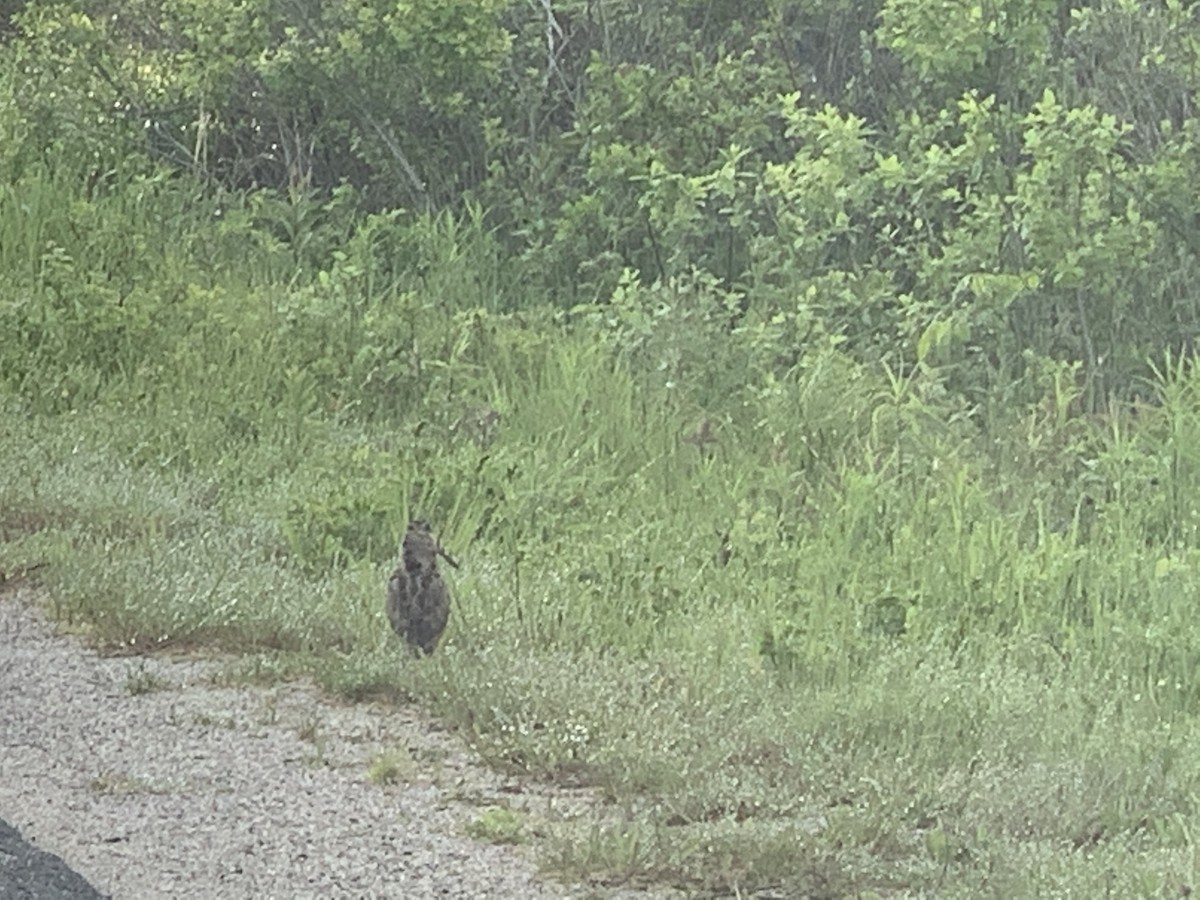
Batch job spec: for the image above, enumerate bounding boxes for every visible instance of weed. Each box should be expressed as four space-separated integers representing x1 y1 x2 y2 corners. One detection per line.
466 806 525 845
367 749 418 786
296 714 323 744
88 772 180 796
191 711 236 729
301 750 330 769
124 661 171 696
256 694 280 727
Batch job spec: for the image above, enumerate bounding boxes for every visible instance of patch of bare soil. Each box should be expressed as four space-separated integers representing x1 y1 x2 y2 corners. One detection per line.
0 586 648 899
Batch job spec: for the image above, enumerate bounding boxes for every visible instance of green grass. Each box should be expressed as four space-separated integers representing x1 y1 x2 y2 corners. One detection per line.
3 165 1200 896
466 806 526 845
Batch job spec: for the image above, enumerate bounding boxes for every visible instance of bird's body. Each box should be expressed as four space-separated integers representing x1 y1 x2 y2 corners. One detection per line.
386 520 454 655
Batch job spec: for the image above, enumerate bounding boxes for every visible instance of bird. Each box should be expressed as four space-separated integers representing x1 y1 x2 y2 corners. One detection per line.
386 519 458 655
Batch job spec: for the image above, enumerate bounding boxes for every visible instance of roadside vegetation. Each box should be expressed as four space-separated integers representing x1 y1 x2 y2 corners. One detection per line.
4 1 1200 895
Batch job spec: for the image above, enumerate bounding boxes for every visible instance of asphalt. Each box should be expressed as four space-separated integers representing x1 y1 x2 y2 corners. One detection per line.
0 818 108 900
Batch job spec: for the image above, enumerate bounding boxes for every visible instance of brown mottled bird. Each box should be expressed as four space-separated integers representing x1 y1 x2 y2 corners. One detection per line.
386 520 458 655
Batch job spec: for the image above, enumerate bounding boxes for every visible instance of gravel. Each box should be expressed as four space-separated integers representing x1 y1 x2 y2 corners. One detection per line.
0 587 609 899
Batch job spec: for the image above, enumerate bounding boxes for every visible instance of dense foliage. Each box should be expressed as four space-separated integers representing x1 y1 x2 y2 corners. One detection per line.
7 0 1200 401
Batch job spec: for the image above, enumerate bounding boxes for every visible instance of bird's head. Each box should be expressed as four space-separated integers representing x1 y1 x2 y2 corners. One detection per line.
402 519 460 570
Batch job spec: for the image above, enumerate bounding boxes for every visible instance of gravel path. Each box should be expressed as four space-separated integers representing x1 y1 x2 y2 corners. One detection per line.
0 587 609 899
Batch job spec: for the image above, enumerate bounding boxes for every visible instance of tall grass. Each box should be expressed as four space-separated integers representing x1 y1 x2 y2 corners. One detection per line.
3 164 1200 895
